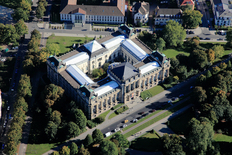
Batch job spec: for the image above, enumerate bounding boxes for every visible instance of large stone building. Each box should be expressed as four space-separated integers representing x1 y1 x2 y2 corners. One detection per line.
60 0 125 24
47 25 170 119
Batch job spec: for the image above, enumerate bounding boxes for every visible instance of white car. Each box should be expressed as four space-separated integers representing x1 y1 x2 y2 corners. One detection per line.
133 119 138 123
7 106 10 111
104 132 112 137
114 128 120 132
12 46 18 50
122 124 127 128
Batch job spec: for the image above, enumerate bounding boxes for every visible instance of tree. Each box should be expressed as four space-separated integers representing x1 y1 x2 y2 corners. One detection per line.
45 121 58 141
100 140 118 155
189 49 208 70
103 63 110 72
78 146 90 155
92 129 104 144
170 57 179 69
110 133 130 148
219 62 227 70
182 10 203 28
23 57 35 75
3 24 19 44
70 142 78 155
212 45 224 59
71 108 87 129
92 69 101 77
175 65 187 80
31 29 41 40
36 1 46 19
13 107 25 120
12 116 24 128
83 134 93 147
17 74 32 98
226 28 232 47
186 117 214 155
51 151 60 155
12 0 31 21
212 66 220 75
66 122 80 139
46 43 60 55
206 49 215 63
50 110 62 126
156 37 166 51
163 20 186 47
205 70 212 79
28 37 40 53
59 146 70 155
15 20 28 37
14 96 28 112
5 140 17 155
94 116 105 124
161 134 185 155
192 86 207 105
7 130 22 144
42 84 64 108
197 74 206 86
181 4 193 11
227 60 232 69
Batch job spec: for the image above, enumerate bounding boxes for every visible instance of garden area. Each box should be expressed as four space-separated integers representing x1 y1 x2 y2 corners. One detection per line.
46 35 93 55
130 131 162 152
140 85 165 101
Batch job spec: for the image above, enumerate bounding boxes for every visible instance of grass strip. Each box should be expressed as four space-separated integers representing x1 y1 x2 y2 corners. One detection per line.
98 110 111 119
123 101 189 138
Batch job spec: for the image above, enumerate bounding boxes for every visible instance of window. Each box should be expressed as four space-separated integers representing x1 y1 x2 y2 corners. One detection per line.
86 66 88 71
98 58 102 61
92 61 94 64
99 62 101 67
92 65 95 69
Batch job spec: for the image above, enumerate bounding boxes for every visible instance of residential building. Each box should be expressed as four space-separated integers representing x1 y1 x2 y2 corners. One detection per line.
60 0 125 24
132 1 150 25
47 25 170 119
154 7 182 25
211 0 232 26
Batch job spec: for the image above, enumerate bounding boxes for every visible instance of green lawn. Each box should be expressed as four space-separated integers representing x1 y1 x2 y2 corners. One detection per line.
168 109 194 135
98 109 111 119
130 132 162 152
214 134 232 142
46 36 93 56
26 143 59 155
162 48 190 58
140 85 165 101
123 101 189 138
109 112 118 119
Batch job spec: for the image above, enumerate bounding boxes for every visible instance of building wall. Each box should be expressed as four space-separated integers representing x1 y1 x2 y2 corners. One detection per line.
60 13 124 24
77 61 89 73
154 18 182 25
134 12 149 24
215 17 232 26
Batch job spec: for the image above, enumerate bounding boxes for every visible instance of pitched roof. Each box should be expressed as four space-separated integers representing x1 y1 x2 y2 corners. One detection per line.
70 8 86 14
110 62 138 80
180 0 194 6
60 5 124 16
133 1 150 15
84 40 103 53
155 8 182 17
62 52 89 66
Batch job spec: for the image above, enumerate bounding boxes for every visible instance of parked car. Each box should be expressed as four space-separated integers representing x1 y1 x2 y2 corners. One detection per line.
150 109 156 113
218 38 223 40
179 94 184 98
186 30 189 34
1 144 5 150
7 106 10 111
133 119 138 123
104 132 112 137
114 128 120 132
122 124 127 128
189 31 195 34
205 37 210 40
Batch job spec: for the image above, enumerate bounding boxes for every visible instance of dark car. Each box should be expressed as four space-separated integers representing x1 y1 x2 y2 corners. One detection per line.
186 30 189 34
205 9 208 11
189 31 195 34
218 38 223 40
199 37 204 40
205 37 211 40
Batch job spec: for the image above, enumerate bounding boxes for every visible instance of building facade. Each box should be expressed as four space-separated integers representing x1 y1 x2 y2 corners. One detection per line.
154 7 182 26
132 1 150 25
47 25 170 119
60 0 125 24
211 0 232 26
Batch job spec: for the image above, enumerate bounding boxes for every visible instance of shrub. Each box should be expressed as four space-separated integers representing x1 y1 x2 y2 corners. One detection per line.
87 120 96 129
217 129 222 134
94 116 105 124
115 106 129 114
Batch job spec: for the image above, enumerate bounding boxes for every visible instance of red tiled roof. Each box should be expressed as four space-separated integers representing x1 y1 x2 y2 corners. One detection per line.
181 0 194 6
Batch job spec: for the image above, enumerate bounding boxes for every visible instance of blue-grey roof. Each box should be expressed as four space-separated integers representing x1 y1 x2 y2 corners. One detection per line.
121 39 148 61
110 62 138 81
66 65 94 85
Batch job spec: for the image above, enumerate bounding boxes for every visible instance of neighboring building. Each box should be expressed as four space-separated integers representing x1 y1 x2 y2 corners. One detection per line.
154 7 182 25
47 25 170 119
211 0 232 26
132 1 150 25
60 0 125 24
177 0 194 10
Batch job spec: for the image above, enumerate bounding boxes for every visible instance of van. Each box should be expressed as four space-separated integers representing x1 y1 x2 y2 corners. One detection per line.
104 132 112 137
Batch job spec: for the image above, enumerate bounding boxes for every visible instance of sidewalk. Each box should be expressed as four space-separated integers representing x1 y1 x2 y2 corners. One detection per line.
127 104 193 141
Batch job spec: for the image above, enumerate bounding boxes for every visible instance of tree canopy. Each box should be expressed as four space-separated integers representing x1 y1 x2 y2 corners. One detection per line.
100 140 118 155
92 129 104 144
162 20 186 47
182 10 203 28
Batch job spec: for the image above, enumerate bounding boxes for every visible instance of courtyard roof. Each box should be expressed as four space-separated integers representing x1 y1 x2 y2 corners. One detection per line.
102 35 126 49
122 39 148 61
63 52 89 65
66 65 94 85
94 81 119 96
84 40 103 53
139 61 160 75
